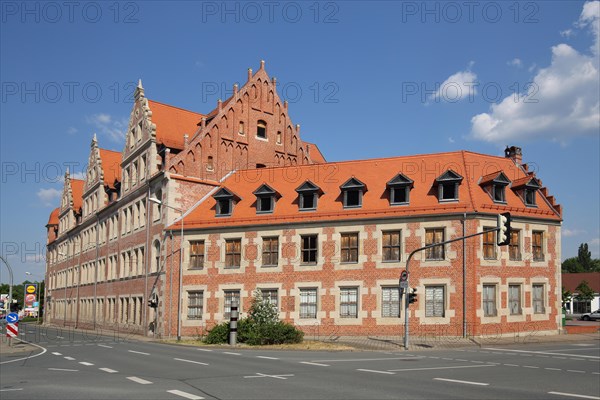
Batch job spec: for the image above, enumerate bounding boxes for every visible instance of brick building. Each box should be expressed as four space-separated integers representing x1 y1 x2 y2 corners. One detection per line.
45 61 563 338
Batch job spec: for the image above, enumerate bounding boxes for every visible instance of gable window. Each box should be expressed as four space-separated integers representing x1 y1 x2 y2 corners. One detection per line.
340 233 359 263
256 120 267 139
382 231 401 262
435 170 463 202
532 284 545 314
482 284 497 317
340 177 366 208
508 284 522 315
189 240 205 270
296 181 321 211
225 239 241 268
238 121 244 135
483 228 496 260
213 188 238 217
480 172 510 204
340 287 359 318
382 286 401 317
425 286 445 317
301 234 318 264
513 177 541 207
387 173 413 205
509 230 521 261
262 237 278 267
425 228 445 260
187 291 203 320
532 231 544 261
253 184 278 214
276 131 282 144
299 288 317 318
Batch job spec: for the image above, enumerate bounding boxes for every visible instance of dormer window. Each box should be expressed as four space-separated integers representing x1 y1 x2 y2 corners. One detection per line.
253 184 279 214
296 181 322 211
387 173 414 205
340 177 366 208
512 176 541 207
257 120 267 139
479 171 511 204
213 188 239 216
435 170 463 202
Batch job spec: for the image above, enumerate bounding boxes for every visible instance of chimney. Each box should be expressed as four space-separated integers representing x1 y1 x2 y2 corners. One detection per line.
201 117 206 129
504 146 522 164
217 99 222 112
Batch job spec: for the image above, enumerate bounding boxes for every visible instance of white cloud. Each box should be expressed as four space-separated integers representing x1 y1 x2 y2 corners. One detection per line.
507 58 523 68
448 137 455 143
562 228 587 237
86 113 127 142
430 63 477 103
471 1 600 143
37 188 62 206
67 126 78 135
560 29 575 38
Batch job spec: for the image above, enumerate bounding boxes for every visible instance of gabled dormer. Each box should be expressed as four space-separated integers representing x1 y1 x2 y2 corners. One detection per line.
479 171 511 204
213 187 240 216
340 177 366 208
435 170 463 202
512 176 541 207
253 184 280 214
296 180 322 211
387 173 414 205
58 170 84 234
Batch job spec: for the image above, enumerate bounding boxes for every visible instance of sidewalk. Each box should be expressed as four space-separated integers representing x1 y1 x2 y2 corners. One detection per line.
0 336 38 356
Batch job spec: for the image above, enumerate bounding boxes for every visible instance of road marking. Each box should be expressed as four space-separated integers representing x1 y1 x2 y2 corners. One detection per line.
357 369 395 375
48 368 78 372
128 350 150 355
0 388 23 392
434 378 489 386
503 364 519 367
300 361 330 367
546 347 599 352
523 365 539 369
174 358 209 366
548 391 600 399
455 359 468 362
471 361 485 364
64 356 76 360
256 356 279 360
592 372 600 375
98 344 113 349
567 370 586 373
0 338 47 365
243 373 294 380
127 376 153 385
546 368 562 371
442 358 454 360
196 348 213 352
572 344 595 346
79 362 94 366
484 348 600 359
166 389 205 400
389 365 495 372
52 352 62 356
223 352 241 356
99 368 118 373
312 357 422 363
56 336 65 339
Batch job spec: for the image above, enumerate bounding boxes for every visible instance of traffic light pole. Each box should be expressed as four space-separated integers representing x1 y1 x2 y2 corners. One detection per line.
402 227 501 350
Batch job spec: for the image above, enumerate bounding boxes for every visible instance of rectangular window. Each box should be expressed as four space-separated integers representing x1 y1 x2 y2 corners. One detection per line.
343 190 362 208
508 285 521 315
532 284 545 314
524 189 536 206
301 235 318 264
225 239 241 268
483 228 496 260
299 193 316 210
425 286 445 317
425 228 445 260
189 240 205 270
382 231 401 262
299 288 317 319
482 284 497 317
493 185 506 203
532 231 544 261
260 289 279 310
224 290 240 320
187 291 203 320
390 187 409 205
382 286 400 317
262 237 279 267
340 287 359 318
440 182 458 201
341 233 359 263
257 196 273 213
216 199 231 216
509 230 521 261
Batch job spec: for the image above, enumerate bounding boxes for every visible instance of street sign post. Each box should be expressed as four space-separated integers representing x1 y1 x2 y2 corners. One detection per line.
6 322 18 338
7 312 18 323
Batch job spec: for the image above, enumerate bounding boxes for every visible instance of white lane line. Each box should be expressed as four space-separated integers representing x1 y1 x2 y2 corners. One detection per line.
0 338 47 365
471 361 485 364
455 359 468 362
127 376 153 385
223 352 241 356
64 356 76 361
434 378 489 386
312 357 422 363
196 348 213 352
546 368 562 371
546 347 600 352
0 388 23 392
441 358 454 361
389 365 495 372
79 362 94 366
503 364 519 367
548 392 600 399
98 344 113 349
99 368 118 373
300 361 330 367
52 352 62 356
523 365 539 369
592 372 600 375
174 358 209 366
48 368 79 372
256 356 279 360
357 369 395 375
166 389 205 400
567 370 586 373
484 348 600 359
128 350 150 355
56 336 65 339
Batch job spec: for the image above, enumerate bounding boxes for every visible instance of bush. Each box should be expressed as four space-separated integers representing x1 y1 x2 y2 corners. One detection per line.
204 319 303 345
204 321 230 344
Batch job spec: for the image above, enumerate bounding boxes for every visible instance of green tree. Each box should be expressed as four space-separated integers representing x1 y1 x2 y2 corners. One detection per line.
575 280 595 302
562 286 573 309
578 243 593 271
247 288 278 326
562 257 583 273
562 242 600 273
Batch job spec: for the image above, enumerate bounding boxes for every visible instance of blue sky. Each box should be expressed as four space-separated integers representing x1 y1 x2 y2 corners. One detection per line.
1 1 599 284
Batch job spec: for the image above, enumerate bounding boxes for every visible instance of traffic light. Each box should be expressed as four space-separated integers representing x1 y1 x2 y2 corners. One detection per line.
497 212 511 246
408 288 418 305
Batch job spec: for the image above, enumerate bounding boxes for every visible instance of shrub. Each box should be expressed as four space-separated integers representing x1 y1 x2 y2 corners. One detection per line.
204 321 229 344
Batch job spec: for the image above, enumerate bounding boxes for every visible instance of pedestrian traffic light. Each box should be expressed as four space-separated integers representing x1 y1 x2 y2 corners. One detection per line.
408 288 418 305
497 212 511 246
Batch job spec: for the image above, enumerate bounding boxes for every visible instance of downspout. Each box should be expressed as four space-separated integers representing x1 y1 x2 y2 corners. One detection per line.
462 212 467 338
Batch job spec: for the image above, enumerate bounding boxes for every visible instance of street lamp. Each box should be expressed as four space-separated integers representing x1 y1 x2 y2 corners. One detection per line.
25 271 41 324
149 196 184 341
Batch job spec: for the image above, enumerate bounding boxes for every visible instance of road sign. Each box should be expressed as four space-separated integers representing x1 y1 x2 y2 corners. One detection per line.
6 322 18 338
400 270 408 282
6 312 18 323
25 284 37 294
400 281 409 289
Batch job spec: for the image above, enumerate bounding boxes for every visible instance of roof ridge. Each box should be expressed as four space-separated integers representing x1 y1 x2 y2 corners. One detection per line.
460 150 477 212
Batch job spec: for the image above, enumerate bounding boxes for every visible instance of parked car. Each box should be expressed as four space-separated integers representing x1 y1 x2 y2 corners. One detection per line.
579 309 600 321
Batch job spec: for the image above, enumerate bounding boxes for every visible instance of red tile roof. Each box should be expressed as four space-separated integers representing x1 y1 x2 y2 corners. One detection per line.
173 150 561 230
305 142 326 163
98 149 122 187
46 207 59 226
562 273 600 293
70 179 85 211
147 100 204 150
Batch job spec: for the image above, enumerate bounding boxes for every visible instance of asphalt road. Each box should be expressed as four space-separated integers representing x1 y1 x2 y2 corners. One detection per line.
1 323 599 400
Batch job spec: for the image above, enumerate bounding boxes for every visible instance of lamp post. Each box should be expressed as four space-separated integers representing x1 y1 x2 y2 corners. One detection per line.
25 272 41 323
149 197 184 341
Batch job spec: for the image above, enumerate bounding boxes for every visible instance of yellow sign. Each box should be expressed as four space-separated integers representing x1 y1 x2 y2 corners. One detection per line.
26 284 36 294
